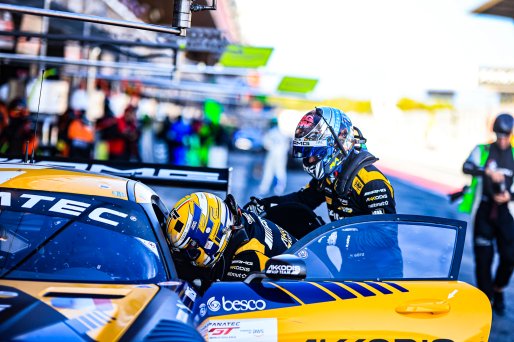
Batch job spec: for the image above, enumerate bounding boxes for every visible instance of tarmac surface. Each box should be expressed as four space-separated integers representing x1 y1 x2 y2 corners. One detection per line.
226 150 514 342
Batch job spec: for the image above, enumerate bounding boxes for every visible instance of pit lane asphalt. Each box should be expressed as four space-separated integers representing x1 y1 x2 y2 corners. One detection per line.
226 150 513 342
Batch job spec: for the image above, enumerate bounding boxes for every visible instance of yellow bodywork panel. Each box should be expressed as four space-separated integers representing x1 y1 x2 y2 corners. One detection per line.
0 166 128 200
0 280 158 342
202 281 491 341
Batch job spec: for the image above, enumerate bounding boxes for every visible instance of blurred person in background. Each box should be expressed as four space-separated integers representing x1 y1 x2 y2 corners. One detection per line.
120 104 141 162
258 117 290 195
165 115 191 165
459 113 514 316
67 109 94 160
0 100 8 134
55 108 74 157
0 98 37 156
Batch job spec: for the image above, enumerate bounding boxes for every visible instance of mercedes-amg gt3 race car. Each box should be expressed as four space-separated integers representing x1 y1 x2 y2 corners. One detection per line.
0 158 491 341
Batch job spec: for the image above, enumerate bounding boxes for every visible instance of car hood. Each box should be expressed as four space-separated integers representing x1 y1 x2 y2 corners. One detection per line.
0 280 160 341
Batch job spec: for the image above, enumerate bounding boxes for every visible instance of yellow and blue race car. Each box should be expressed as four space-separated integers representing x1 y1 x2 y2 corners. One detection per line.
0 158 491 341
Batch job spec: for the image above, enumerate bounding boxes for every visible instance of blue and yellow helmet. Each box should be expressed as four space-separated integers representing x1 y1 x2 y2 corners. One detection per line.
167 192 235 267
292 107 355 180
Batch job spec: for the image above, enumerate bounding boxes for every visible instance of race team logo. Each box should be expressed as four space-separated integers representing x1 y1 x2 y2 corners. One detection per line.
207 296 266 312
266 264 301 275
207 297 221 312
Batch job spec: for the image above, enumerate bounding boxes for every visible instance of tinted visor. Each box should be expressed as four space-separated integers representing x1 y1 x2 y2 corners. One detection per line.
293 112 331 159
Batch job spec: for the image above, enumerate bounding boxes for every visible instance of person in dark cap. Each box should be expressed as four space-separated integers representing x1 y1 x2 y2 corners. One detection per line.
459 112 514 316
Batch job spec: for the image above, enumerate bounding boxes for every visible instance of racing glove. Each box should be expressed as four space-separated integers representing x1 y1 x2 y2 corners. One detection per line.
243 196 272 215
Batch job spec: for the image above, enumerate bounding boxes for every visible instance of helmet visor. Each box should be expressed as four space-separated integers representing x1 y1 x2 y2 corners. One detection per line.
293 112 332 159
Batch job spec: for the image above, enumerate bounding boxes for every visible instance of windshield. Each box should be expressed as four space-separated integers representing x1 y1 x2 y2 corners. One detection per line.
0 188 167 283
289 218 459 281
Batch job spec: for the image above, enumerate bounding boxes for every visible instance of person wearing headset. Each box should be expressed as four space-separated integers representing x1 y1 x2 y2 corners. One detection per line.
459 113 514 316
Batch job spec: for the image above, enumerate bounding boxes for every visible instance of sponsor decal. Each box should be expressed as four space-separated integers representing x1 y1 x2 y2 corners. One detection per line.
337 207 353 213
199 303 207 317
259 218 274 250
232 259 253 266
266 264 301 275
352 178 364 194
278 226 293 248
185 285 197 301
206 319 277 341
363 188 386 196
293 139 327 147
371 208 385 215
338 198 348 205
365 194 388 202
0 191 127 226
206 296 267 312
368 200 388 208
207 297 221 312
297 249 309 259
230 265 251 272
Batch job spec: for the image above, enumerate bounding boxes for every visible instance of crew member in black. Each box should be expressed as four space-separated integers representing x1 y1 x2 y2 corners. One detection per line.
166 192 296 284
248 107 395 226
461 113 514 315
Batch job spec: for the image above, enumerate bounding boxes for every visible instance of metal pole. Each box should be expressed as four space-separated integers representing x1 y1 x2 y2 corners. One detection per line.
0 3 182 35
0 53 175 73
38 0 51 73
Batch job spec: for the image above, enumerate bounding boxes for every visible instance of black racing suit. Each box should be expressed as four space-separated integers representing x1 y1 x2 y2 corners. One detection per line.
261 150 402 278
215 210 297 281
463 142 514 298
174 209 296 287
263 150 396 221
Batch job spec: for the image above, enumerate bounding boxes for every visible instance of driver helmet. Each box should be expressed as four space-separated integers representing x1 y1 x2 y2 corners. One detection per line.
493 113 513 137
292 107 355 179
167 192 235 267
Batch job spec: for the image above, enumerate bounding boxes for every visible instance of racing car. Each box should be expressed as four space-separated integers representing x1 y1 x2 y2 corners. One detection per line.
0 158 491 341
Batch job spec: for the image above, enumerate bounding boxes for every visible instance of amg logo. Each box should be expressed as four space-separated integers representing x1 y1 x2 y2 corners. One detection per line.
293 140 312 146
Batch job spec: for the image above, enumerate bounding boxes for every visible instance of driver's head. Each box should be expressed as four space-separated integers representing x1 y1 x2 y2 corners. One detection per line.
293 107 355 179
166 192 235 267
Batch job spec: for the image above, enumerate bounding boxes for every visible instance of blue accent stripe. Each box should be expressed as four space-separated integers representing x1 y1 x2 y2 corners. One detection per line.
383 282 409 293
321 282 357 300
364 282 393 294
66 319 89 334
343 282 376 297
278 282 335 304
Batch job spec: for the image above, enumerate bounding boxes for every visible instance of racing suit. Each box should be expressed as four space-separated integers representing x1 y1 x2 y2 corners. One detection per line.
214 210 297 281
175 209 297 286
462 143 514 299
261 150 396 221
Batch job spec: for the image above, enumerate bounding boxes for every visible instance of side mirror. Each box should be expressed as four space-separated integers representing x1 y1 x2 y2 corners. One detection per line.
244 254 306 284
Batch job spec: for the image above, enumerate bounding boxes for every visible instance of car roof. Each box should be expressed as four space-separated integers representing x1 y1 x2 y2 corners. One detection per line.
0 163 132 200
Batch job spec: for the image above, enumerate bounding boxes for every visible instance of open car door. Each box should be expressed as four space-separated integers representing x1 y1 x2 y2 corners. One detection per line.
198 214 491 341
281 214 492 341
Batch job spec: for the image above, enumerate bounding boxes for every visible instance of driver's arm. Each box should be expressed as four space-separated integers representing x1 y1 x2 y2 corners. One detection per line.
223 250 268 281
262 178 325 210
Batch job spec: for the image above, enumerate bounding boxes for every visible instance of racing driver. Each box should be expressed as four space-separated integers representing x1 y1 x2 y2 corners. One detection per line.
166 192 296 285
247 107 396 226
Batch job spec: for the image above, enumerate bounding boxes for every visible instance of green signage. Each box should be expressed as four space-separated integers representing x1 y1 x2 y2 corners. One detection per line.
277 76 318 94
220 45 273 68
